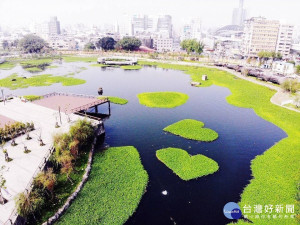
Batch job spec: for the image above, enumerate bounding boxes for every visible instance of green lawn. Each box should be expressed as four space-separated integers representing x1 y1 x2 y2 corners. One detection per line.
164 119 218 142
121 65 142 70
140 61 300 225
63 56 98 63
137 91 189 108
0 74 86 90
98 96 128 105
156 148 219 181
0 61 16 70
56 146 148 225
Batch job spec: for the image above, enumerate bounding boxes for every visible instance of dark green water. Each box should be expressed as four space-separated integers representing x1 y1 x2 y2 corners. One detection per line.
0 63 286 225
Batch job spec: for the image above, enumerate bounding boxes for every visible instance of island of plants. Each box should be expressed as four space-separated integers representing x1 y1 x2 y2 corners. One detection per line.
139 61 300 225
156 147 219 181
98 96 128 105
56 146 149 225
163 119 218 142
0 61 16 70
0 73 86 90
137 91 189 108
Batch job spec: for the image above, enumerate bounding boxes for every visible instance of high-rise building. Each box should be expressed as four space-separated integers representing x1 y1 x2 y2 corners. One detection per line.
48 17 61 36
157 15 173 38
276 24 294 58
181 18 202 41
232 0 248 26
130 14 173 38
242 17 280 57
35 22 50 39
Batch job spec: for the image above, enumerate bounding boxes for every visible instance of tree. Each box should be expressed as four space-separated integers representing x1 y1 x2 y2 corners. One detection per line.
84 42 96 51
180 39 204 55
257 51 282 65
2 40 9 50
281 79 300 94
96 37 116 51
11 39 19 48
117 37 142 51
69 119 93 148
0 166 6 204
19 34 46 53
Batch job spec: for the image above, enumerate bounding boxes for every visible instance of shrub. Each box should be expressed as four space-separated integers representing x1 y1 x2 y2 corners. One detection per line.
281 79 300 94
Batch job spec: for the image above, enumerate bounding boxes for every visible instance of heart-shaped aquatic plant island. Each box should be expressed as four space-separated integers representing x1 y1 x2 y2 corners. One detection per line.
163 119 218 142
156 148 219 181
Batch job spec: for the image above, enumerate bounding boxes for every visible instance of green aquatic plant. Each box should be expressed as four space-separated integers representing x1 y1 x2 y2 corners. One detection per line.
140 61 300 225
56 146 148 225
98 96 128 105
163 119 218 142
0 62 16 70
63 56 97 63
137 91 189 108
0 74 85 90
156 147 219 181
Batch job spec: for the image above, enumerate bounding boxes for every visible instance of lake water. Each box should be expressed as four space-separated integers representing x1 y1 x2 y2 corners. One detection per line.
0 62 287 225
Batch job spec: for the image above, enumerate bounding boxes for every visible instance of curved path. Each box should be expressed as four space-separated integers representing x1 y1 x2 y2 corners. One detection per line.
141 59 300 113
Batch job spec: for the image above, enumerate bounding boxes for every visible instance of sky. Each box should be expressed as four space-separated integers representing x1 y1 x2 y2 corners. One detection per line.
0 0 299 30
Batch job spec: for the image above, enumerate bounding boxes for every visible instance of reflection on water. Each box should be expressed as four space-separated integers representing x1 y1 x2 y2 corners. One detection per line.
1 63 287 225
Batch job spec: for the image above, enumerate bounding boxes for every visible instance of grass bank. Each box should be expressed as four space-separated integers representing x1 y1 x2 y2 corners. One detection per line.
98 96 128 105
137 91 189 108
156 147 219 181
0 74 86 90
140 61 300 225
63 56 97 63
56 146 148 225
164 119 218 142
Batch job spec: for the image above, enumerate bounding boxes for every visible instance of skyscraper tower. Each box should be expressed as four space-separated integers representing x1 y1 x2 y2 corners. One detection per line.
232 0 247 26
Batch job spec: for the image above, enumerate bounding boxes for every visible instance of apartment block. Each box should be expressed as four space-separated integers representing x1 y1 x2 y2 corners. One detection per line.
276 24 294 58
243 17 280 57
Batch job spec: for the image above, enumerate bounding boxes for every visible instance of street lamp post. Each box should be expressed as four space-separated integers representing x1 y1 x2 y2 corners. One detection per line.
1 88 4 105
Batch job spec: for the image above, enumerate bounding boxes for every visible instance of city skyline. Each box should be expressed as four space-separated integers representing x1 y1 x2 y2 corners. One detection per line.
0 0 299 30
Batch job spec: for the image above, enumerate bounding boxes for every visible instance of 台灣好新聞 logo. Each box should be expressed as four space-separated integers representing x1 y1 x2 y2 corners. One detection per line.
223 202 242 219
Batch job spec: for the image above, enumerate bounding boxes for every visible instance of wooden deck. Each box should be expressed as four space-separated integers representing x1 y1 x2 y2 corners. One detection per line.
33 92 109 114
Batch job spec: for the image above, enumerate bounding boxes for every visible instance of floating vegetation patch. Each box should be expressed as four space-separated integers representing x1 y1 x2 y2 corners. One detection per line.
156 147 219 180
164 119 218 142
137 91 189 108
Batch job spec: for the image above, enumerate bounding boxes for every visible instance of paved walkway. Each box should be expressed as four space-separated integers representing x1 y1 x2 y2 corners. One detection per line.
0 98 92 224
142 59 300 114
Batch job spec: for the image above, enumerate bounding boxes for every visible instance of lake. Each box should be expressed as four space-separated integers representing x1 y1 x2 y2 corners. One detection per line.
0 62 287 225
